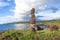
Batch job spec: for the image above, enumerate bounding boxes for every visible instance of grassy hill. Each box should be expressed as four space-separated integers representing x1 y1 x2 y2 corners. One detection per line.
0 29 60 40
43 19 60 27
0 19 60 40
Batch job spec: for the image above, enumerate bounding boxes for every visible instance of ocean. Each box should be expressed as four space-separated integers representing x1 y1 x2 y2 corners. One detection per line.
0 23 48 32
0 23 29 32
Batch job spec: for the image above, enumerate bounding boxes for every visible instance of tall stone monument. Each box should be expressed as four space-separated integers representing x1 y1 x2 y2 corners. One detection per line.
28 8 42 32
28 8 37 31
30 8 36 24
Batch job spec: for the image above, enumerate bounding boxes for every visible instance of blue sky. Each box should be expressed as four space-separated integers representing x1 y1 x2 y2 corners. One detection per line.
0 0 60 24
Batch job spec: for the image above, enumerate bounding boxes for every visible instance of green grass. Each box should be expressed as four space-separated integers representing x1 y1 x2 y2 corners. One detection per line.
0 29 60 40
43 20 60 28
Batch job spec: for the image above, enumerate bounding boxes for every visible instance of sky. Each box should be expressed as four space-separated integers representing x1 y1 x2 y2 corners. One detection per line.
0 0 60 24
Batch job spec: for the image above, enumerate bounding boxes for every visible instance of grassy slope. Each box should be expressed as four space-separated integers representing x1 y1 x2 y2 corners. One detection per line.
0 29 60 40
43 19 60 27
0 19 60 40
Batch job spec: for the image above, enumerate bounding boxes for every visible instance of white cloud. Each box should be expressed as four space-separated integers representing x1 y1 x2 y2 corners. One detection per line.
0 0 59 24
0 2 9 7
37 10 60 20
0 15 26 24
14 0 58 20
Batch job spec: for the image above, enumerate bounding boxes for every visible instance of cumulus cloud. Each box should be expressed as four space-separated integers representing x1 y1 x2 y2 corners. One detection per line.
0 2 10 7
36 6 58 13
0 16 13 24
36 10 60 20
0 15 26 24
0 0 59 24
14 0 58 19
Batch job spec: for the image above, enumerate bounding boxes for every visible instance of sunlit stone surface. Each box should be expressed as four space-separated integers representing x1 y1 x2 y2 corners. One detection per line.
28 8 42 31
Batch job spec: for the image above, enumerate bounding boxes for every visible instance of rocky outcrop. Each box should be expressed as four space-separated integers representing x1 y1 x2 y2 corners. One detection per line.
50 25 58 32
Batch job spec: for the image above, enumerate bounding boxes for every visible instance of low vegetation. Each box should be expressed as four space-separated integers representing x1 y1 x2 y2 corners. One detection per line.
0 29 60 40
0 19 60 40
42 19 60 27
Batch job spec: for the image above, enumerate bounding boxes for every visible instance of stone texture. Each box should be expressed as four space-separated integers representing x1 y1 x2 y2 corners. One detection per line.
28 8 43 32
50 25 58 32
30 8 36 24
28 8 36 32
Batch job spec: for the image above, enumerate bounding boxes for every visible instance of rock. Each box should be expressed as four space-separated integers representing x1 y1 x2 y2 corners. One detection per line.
50 25 58 32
